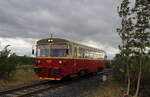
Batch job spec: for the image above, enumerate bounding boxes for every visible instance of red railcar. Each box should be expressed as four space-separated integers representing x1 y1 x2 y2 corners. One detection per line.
34 38 107 80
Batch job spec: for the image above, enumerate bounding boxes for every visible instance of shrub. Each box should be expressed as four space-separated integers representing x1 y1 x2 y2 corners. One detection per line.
112 54 150 97
0 47 17 79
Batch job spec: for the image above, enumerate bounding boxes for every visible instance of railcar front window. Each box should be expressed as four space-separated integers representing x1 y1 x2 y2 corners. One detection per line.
37 45 49 57
37 44 69 57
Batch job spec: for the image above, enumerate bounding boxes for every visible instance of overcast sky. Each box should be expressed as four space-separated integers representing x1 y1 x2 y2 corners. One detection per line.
0 0 122 59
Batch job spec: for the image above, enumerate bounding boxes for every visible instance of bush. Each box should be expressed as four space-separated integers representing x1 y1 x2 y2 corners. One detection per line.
112 54 150 97
0 47 17 79
111 54 127 85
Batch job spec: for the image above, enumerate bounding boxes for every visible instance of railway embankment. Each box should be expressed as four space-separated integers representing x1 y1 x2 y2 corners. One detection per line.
45 75 123 97
0 71 124 97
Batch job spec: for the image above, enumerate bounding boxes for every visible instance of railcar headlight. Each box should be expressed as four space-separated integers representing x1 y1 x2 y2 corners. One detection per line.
59 60 63 64
48 39 53 43
48 39 51 42
47 60 52 63
37 60 41 64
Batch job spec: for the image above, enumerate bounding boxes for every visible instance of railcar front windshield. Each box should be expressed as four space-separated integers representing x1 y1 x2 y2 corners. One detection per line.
36 43 69 57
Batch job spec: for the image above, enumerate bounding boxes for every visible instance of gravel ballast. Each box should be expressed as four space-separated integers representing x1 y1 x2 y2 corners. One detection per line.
46 75 103 97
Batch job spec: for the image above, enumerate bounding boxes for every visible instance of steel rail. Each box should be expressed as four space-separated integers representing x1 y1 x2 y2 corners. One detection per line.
0 80 49 96
18 82 69 97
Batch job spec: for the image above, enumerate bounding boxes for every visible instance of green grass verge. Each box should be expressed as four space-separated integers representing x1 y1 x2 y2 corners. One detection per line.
0 69 39 88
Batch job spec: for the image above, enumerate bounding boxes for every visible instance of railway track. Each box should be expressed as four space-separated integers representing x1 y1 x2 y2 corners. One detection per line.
0 69 112 97
0 80 69 97
0 80 47 96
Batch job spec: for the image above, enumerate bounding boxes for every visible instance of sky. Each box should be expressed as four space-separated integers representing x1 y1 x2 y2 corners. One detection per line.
0 0 122 59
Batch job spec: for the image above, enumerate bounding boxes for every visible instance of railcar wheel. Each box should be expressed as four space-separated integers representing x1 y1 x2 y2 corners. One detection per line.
92 72 97 75
97 68 103 72
78 70 86 77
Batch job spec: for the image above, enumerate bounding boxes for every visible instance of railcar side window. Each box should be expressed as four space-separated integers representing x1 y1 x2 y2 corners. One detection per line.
79 48 85 58
69 45 72 55
84 50 88 58
89 51 92 59
51 44 68 57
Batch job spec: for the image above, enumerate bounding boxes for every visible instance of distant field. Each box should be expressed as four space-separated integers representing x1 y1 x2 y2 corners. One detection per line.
0 69 39 88
16 65 34 69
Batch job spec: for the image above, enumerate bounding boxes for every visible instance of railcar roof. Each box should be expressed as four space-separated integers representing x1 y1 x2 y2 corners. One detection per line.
37 38 106 53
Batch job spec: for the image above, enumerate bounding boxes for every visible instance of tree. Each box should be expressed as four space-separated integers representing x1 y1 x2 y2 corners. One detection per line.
116 0 150 96
117 0 134 95
131 0 150 96
0 45 17 79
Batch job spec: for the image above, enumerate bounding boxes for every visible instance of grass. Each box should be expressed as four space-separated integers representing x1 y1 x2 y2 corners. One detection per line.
81 77 124 97
0 69 39 88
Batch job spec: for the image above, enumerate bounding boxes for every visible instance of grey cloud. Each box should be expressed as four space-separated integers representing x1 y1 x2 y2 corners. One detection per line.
0 0 121 50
